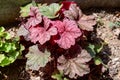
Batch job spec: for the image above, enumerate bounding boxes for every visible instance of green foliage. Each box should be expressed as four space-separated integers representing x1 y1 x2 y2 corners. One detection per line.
20 3 32 17
39 3 62 18
0 54 5 63
0 27 24 67
26 45 50 70
87 43 104 65
0 27 11 40
87 44 96 58
20 3 62 19
109 21 120 28
94 57 103 65
52 71 69 80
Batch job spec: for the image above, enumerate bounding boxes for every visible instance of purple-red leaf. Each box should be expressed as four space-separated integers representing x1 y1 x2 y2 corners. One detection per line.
25 6 42 29
57 49 92 78
61 1 76 10
28 17 57 45
78 15 96 31
63 4 82 20
53 19 82 49
63 3 96 31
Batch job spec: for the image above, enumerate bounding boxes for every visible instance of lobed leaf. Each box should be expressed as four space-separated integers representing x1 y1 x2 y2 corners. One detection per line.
57 49 91 78
87 43 104 65
20 3 32 17
24 6 42 29
0 57 11 67
87 44 96 58
0 27 5 32
4 33 11 39
39 3 62 18
63 4 82 20
63 3 96 31
0 54 5 63
26 45 50 70
54 19 82 49
28 17 57 45
78 15 96 31
0 26 24 67
7 51 20 63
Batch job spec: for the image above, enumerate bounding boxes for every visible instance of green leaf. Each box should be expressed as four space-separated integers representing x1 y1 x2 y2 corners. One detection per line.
0 42 3 47
64 78 69 80
52 71 69 80
11 43 17 51
0 51 20 67
0 57 11 67
94 57 102 65
39 3 62 18
0 54 5 63
116 21 120 26
87 44 96 58
20 44 25 51
4 33 11 39
5 43 12 52
87 43 104 66
0 26 24 67
94 43 104 53
8 51 19 63
0 43 16 53
87 43 104 58
32 0 37 6
0 27 5 32
109 21 120 28
20 3 32 17
26 45 50 70
0 27 11 39
52 73 63 80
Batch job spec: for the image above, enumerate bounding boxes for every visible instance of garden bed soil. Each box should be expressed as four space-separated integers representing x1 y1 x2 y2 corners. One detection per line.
0 8 120 80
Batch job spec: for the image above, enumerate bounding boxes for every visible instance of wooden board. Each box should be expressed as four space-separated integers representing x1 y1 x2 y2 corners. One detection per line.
0 0 120 25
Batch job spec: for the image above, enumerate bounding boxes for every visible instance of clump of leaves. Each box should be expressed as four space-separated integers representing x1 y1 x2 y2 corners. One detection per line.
0 27 24 67
63 3 96 31
87 43 105 65
19 1 96 79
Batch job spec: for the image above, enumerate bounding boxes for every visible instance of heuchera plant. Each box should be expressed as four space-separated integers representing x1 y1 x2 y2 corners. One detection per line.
19 1 96 79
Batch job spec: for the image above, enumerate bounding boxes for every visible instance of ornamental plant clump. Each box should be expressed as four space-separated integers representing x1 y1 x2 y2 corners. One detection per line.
0 27 24 67
19 1 96 79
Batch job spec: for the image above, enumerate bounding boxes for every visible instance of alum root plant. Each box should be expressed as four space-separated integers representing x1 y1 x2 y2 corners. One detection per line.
19 1 96 79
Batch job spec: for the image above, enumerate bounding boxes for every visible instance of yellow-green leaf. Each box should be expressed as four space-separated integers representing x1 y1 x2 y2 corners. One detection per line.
0 54 5 63
20 3 32 17
39 3 62 19
94 57 102 65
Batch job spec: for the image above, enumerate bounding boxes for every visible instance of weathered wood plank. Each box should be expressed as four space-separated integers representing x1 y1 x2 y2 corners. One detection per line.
0 0 31 25
0 0 120 25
